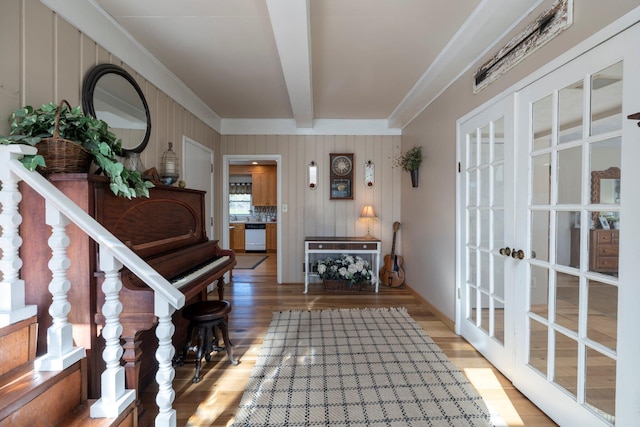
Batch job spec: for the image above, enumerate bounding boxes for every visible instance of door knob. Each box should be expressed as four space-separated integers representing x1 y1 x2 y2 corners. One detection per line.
511 249 525 260
499 247 511 256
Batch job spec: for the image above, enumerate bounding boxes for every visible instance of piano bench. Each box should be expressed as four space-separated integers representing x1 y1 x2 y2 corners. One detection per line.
176 300 239 383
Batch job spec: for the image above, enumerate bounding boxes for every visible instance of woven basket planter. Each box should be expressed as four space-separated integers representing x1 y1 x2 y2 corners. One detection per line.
35 100 92 175
323 279 362 293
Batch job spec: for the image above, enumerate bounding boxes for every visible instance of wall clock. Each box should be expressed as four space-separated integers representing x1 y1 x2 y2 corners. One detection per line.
329 153 354 200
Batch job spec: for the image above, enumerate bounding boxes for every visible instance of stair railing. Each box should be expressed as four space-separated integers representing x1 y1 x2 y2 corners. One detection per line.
0 145 185 427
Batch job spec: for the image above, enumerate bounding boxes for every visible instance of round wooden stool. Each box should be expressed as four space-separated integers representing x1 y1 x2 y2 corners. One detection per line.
178 300 239 383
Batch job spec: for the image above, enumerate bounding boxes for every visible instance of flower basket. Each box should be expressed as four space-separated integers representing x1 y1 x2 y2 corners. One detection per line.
323 279 362 293
315 254 372 293
35 100 92 175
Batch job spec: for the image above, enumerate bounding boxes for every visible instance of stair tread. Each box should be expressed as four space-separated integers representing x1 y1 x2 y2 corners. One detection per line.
57 400 136 427
0 361 63 416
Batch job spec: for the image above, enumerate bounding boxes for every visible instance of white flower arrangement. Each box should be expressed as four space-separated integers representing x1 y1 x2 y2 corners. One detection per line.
315 254 373 286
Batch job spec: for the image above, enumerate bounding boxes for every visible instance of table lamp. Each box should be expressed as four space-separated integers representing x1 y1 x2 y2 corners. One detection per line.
360 205 377 239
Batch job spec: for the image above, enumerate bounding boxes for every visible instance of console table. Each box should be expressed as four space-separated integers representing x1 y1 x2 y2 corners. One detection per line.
304 236 381 293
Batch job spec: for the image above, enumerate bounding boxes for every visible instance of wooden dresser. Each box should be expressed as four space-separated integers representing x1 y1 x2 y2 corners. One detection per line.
589 229 619 274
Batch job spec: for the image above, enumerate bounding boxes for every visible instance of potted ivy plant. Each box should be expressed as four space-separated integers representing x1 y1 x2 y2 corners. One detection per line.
394 146 423 187
0 100 152 198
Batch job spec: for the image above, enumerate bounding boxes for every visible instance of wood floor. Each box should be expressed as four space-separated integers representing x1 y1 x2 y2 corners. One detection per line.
141 254 557 426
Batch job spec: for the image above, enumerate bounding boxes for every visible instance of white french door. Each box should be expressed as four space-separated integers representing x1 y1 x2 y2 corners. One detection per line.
458 23 640 426
457 95 517 380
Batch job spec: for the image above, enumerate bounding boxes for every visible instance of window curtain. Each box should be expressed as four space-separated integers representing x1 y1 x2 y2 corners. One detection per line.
230 183 252 194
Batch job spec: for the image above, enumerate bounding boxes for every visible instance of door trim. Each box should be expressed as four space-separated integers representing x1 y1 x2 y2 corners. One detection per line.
223 154 282 284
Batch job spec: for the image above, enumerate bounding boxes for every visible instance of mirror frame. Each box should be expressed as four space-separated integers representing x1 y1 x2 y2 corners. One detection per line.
82 64 151 154
591 166 620 224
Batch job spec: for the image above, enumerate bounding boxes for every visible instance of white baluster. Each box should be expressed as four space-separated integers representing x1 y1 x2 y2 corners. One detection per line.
154 295 177 427
0 148 37 326
35 205 85 370
90 248 135 418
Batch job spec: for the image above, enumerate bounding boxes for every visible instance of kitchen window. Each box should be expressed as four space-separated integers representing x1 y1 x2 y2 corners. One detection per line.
230 193 251 216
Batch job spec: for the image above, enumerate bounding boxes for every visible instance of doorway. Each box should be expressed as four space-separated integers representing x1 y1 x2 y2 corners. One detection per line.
182 136 214 239
223 154 282 284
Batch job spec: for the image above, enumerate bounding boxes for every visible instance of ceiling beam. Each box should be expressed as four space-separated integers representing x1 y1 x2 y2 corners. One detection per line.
266 0 314 129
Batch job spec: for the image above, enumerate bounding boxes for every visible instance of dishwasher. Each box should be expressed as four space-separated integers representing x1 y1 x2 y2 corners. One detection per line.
245 223 266 252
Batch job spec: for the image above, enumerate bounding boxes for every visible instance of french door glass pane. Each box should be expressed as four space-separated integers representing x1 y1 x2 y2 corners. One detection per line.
531 211 550 263
467 248 477 283
533 94 553 150
494 210 504 249
530 265 549 319
590 137 621 205
586 347 616 420
494 303 505 345
557 211 579 268
494 117 505 160
480 167 490 206
532 153 551 204
468 132 478 168
468 286 478 322
468 209 477 245
480 251 490 290
557 146 582 205
587 280 618 351
480 210 490 247
529 319 548 376
558 80 583 144
479 291 490 333
468 170 478 206
554 331 578 398
591 62 623 136
468 209 477 244
555 272 579 333
480 124 491 164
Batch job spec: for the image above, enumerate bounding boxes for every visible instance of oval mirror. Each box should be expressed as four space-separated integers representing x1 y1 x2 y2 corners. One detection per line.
82 64 151 153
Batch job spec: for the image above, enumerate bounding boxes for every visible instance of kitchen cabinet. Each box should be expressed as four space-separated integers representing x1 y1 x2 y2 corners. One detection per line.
230 223 245 252
230 164 277 207
252 167 277 206
266 223 277 252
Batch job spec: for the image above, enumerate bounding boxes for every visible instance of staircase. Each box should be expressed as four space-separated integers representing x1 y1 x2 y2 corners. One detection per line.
0 145 185 426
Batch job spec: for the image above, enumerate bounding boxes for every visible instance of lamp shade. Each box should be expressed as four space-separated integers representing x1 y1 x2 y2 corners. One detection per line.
360 205 377 219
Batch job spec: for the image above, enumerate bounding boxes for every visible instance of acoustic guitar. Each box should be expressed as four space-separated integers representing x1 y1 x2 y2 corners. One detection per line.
379 221 405 287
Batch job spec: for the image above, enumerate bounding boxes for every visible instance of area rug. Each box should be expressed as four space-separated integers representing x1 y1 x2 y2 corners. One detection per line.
232 307 493 426
235 255 268 269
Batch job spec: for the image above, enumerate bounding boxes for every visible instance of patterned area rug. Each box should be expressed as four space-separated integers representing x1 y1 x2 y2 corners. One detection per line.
233 308 493 426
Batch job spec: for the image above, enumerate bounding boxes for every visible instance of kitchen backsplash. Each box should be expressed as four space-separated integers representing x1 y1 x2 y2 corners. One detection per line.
253 206 277 218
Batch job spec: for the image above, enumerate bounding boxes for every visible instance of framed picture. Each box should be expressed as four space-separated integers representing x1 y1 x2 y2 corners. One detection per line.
329 153 354 200
598 216 610 230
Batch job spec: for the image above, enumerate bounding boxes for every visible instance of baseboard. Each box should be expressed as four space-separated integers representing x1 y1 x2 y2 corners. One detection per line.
404 284 456 332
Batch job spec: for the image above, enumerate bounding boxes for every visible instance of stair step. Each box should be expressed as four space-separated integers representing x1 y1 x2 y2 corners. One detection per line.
56 400 137 427
0 358 86 426
0 316 37 376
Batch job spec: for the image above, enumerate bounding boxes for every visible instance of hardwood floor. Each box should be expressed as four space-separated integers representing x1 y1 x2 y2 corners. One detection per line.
141 254 557 426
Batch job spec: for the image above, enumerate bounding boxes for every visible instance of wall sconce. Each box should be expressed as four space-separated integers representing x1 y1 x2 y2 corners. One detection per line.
364 160 375 188
308 161 318 189
360 205 377 239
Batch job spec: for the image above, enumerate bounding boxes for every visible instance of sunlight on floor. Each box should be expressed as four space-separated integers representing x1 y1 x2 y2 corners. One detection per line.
464 367 524 426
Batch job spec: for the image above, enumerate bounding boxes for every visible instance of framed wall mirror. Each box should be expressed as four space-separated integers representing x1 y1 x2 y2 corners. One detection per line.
82 64 151 153
591 166 621 225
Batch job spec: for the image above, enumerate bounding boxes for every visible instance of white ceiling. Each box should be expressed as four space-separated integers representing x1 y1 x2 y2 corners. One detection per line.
53 0 547 134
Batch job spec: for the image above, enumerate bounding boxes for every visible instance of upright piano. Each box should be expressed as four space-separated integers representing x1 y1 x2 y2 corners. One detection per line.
19 173 236 405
